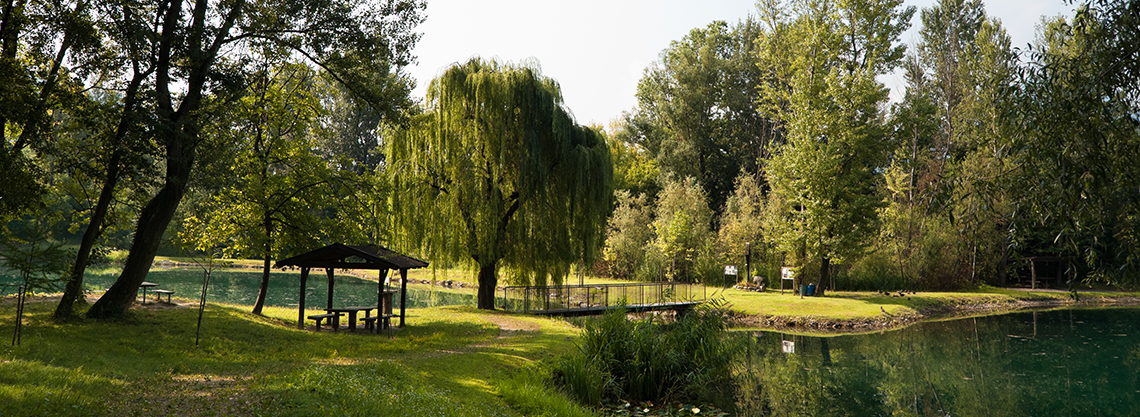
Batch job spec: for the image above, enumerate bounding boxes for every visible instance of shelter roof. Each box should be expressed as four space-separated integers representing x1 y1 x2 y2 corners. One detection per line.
275 243 429 270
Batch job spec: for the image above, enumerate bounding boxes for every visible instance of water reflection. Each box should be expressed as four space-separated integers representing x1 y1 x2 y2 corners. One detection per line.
735 309 1140 416
71 268 476 309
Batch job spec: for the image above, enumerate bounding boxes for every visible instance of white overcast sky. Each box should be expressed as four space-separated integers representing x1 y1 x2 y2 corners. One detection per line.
405 0 1077 127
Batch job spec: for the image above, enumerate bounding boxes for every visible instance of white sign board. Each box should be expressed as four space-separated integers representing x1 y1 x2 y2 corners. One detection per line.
724 265 738 275
782 340 795 354
781 267 796 281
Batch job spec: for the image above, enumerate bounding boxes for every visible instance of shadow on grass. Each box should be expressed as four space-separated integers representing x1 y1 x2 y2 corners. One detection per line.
0 301 513 416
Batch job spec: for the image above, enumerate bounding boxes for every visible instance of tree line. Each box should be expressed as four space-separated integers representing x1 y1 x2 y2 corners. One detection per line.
1 0 614 314
599 0 1140 292
1 0 1137 321
0 0 432 317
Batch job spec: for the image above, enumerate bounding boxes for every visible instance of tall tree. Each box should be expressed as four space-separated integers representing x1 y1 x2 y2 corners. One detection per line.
764 0 913 296
87 0 425 318
386 58 613 309
180 62 334 316
602 190 654 281
1013 0 1140 284
910 0 1016 285
0 0 99 220
651 176 713 283
632 18 778 215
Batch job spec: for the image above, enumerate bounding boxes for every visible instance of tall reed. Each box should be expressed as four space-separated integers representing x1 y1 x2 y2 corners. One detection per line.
554 302 737 406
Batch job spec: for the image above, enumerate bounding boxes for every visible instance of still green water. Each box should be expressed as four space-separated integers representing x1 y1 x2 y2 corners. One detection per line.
735 308 1140 416
62 268 476 309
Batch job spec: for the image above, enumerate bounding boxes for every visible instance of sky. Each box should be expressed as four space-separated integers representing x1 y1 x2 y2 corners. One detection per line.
405 0 1078 127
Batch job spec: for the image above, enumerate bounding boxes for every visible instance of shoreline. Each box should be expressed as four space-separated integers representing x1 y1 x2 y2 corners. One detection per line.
7 286 1140 337
729 291 1140 335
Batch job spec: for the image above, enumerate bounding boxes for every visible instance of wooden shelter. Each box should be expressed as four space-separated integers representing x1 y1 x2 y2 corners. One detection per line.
1025 256 1073 289
275 244 428 329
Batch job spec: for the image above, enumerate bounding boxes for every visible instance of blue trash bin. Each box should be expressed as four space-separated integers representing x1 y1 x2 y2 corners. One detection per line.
807 283 816 296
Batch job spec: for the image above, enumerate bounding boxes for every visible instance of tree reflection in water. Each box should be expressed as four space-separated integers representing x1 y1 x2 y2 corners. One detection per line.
733 309 1140 416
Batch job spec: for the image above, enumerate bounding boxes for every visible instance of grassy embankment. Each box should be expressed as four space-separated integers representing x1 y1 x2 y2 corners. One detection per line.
0 298 596 417
721 285 1140 333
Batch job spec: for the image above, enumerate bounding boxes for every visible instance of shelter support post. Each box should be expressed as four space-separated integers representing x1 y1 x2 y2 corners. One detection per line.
377 268 389 332
298 267 310 328
326 268 335 309
399 268 408 327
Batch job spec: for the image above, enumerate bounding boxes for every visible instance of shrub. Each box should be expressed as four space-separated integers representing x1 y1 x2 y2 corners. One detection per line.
553 303 737 407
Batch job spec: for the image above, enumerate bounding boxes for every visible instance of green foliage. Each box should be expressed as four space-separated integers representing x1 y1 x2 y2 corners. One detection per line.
761 0 913 293
386 58 613 305
891 0 1018 287
554 305 738 407
0 216 70 292
606 128 661 200
180 62 335 260
629 19 778 214
495 363 601 417
718 173 770 278
652 178 714 283
1012 0 1140 284
602 191 655 280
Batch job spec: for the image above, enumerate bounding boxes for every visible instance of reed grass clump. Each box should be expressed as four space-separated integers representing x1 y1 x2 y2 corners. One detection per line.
554 303 737 406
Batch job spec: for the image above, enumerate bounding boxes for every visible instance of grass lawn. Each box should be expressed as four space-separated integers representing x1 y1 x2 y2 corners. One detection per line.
718 284 1140 330
7 261 1137 416
0 298 595 417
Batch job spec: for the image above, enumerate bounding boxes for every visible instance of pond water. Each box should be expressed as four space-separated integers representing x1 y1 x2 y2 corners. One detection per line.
734 308 1140 416
0 268 476 309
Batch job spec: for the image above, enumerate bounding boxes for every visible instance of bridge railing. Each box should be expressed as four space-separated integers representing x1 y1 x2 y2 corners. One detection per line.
498 282 706 313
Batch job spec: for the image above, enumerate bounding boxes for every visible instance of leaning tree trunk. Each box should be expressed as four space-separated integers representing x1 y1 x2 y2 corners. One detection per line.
476 259 498 310
54 170 116 318
55 75 143 319
251 215 273 315
85 0 232 319
251 255 271 315
86 132 194 319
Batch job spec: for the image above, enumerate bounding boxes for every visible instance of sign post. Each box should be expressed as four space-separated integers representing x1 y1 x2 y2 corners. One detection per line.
724 265 738 287
781 267 796 295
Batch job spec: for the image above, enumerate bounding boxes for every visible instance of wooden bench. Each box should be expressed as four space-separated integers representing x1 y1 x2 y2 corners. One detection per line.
152 289 175 303
361 314 398 332
307 313 343 331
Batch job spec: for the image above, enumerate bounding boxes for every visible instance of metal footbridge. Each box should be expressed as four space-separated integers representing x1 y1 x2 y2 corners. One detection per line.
499 282 706 316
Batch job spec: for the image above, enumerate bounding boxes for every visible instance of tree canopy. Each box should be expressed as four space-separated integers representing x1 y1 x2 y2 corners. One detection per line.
79 0 425 318
386 58 613 309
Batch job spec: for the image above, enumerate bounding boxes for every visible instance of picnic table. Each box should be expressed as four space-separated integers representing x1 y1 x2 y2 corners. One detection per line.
325 306 374 332
138 282 157 303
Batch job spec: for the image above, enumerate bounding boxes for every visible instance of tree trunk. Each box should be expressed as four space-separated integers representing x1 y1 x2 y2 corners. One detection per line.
53 171 115 318
476 259 498 310
251 214 272 315
816 256 830 297
252 255 271 315
86 126 194 319
55 74 143 319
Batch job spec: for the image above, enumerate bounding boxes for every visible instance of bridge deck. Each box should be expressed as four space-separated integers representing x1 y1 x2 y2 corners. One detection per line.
535 301 702 316
500 282 706 316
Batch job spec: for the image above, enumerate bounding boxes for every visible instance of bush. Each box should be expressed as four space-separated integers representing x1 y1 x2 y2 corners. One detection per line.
840 250 911 291
553 303 738 407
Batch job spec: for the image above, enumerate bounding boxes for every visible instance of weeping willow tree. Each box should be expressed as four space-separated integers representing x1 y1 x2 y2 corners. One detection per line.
386 58 613 309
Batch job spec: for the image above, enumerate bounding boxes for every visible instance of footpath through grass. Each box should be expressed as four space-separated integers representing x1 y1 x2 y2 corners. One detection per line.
0 299 595 417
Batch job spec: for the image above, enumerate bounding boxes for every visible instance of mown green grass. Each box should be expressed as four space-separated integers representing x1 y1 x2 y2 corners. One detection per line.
720 285 1140 323
0 299 594 417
